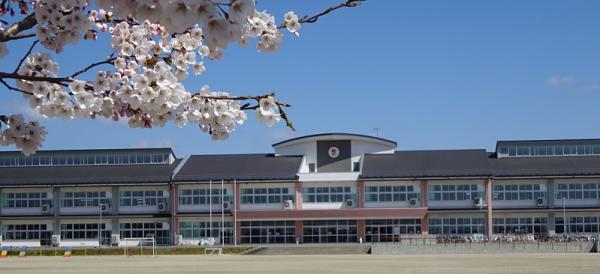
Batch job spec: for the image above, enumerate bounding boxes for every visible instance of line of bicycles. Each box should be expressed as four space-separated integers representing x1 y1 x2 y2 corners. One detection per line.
435 233 599 243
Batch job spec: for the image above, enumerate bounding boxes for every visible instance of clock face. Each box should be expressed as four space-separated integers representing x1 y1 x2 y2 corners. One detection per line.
328 146 340 158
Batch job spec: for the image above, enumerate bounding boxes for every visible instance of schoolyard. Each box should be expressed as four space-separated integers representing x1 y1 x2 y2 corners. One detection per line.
1 253 600 274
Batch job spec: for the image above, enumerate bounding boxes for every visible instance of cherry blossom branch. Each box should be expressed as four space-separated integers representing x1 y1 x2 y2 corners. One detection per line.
0 13 36 42
0 32 35 42
277 0 365 29
0 55 115 87
0 78 31 95
13 39 38 73
69 56 118 79
194 91 284 103
278 103 295 131
0 71 70 86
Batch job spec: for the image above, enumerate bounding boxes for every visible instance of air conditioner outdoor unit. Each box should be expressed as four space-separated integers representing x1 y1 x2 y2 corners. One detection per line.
408 198 420 208
283 200 294 210
41 204 51 214
222 201 231 209
51 235 61 246
473 197 483 207
100 203 110 212
536 197 546 207
345 199 356 208
158 202 168 212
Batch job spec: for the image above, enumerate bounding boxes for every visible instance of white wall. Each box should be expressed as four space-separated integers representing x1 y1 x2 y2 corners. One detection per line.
59 239 100 247
275 141 316 173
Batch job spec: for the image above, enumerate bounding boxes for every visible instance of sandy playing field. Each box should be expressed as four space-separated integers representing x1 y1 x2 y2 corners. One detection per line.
1 253 599 274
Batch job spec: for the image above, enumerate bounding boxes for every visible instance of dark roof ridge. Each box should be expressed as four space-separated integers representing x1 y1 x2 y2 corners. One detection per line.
497 138 600 143
187 153 302 157
390 149 488 153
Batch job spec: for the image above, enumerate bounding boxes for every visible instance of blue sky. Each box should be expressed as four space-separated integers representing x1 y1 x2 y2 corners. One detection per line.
1 0 600 156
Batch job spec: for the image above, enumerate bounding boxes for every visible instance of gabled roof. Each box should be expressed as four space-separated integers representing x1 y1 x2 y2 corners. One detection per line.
272 133 397 148
173 154 302 182
490 156 600 177
360 150 493 179
0 160 181 186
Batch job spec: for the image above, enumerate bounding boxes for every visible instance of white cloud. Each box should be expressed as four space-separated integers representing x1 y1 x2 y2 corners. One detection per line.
269 129 299 140
0 100 46 120
545 75 600 93
545 75 575 87
581 84 600 93
131 138 174 148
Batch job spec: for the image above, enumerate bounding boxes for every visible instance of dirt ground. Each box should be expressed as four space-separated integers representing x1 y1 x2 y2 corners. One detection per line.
1 253 599 274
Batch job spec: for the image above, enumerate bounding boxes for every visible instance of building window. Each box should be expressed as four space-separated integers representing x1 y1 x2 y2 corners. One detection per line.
0 153 170 168
119 190 168 207
61 192 111 208
555 183 600 200
240 188 294 204
119 222 170 245
492 184 545 201
365 185 419 202
428 217 486 235
498 144 600 158
178 189 230 206
60 223 111 245
555 216 600 234
302 187 355 203
240 221 296 244
303 220 358 243
1 224 53 245
179 222 233 244
1 192 52 208
493 217 547 234
427 184 481 201
308 163 316 173
365 219 421 242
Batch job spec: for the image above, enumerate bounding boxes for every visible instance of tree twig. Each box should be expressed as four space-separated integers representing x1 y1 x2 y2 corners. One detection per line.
0 78 32 95
278 104 295 131
0 71 70 86
13 40 38 73
278 0 365 29
0 32 35 42
0 13 37 43
69 56 118 79
193 92 276 101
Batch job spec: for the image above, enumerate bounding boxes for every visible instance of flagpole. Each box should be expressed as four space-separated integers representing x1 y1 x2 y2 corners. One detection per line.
234 179 237 246
221 179 224 246
209 179 212 239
